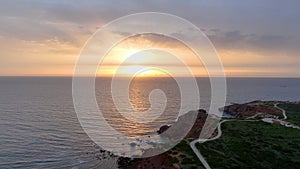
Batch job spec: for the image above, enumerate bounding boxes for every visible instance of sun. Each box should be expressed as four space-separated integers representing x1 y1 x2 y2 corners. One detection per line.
115 66 169 77
96 33 206 77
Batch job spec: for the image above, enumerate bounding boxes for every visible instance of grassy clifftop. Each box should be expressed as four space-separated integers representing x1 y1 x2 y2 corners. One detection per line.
196 101 300 169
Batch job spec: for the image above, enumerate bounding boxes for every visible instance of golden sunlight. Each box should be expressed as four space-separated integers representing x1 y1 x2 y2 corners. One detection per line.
97 34 206 77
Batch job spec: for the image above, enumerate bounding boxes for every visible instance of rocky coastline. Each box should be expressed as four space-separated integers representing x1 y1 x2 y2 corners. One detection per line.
220 100 282 118
116 100 297 168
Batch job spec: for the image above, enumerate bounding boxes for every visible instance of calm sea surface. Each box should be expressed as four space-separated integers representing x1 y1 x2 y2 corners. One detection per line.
0 77 299 168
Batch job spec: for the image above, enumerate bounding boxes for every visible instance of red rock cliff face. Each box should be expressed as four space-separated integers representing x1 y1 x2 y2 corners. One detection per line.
119 110 208 169
156 110 208 139
118 101 284 169
222 102 281 118
118 154 177 169
185 110 207 139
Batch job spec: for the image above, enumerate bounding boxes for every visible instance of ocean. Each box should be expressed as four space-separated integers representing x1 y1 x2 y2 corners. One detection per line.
0 77 299 168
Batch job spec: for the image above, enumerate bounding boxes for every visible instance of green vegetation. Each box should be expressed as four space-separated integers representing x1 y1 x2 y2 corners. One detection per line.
169 140 204 169
278 103 300 126
196 119 300 169
170 157 179 164
166 102 300 169
119 102 299 169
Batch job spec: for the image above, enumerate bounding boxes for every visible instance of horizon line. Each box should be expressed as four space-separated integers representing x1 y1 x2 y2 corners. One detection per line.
0 75 299 79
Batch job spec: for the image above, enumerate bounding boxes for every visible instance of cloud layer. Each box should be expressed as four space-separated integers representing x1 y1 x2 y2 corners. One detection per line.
0 0 299 77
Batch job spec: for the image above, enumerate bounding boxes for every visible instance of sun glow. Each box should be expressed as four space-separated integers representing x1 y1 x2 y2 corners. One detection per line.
112 65 170 77
136 69 168 77
96 34 207 77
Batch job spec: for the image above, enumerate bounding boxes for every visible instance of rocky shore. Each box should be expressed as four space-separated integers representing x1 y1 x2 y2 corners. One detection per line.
118 109 208 169
221 100 281 118
117 100 295 169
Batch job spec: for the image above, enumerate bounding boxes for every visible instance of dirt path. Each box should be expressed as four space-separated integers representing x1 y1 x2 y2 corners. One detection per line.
274 103 287 119
190 103 297 168
190 114 263 168
189 120 229 169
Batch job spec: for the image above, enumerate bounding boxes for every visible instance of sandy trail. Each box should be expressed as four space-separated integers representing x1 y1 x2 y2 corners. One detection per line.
274 103 287 119
190 104 282 169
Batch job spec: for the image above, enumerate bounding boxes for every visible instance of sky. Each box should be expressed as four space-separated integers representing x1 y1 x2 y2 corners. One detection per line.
0 0 299 77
